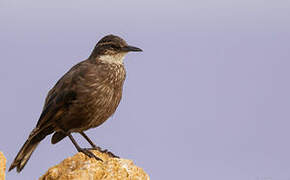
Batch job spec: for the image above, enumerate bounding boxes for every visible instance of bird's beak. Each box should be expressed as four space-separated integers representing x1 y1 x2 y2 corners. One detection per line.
121 45 143 52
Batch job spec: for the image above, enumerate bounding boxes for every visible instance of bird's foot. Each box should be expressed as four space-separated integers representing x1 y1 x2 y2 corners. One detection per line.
79 148 103 161
85 147 119 158
100 149 119 158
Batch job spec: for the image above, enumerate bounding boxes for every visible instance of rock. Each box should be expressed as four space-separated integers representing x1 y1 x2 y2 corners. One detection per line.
39 150 150 180
0 151 6 180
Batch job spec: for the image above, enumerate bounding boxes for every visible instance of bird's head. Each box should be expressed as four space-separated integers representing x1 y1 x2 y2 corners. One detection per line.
89 34 142 64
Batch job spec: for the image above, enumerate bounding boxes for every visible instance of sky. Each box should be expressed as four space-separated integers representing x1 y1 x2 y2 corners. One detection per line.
1 0 290 179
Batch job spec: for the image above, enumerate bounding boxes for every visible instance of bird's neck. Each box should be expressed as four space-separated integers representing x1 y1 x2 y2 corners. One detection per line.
98 53 126 65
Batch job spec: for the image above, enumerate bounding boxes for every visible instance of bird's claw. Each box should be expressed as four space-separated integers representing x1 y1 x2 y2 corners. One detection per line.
84 147 119 158
101 149 119 158
79 148 103 161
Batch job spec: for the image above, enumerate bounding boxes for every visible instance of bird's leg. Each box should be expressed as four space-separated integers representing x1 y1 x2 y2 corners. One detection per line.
68 134 103 161
80 132 101 150
80 132 119 158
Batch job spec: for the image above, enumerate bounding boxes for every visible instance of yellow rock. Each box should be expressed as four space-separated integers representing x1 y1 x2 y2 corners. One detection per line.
39 150 150 180
0 151 6 180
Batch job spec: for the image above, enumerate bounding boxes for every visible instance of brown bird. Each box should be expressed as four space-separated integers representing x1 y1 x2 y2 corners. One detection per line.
9 34 142 172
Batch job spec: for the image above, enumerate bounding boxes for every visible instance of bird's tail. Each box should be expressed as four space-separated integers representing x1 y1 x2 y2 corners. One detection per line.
9 126 53 172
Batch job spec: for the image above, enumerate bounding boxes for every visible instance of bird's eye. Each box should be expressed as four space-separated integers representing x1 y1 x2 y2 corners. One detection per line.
111 45 119 50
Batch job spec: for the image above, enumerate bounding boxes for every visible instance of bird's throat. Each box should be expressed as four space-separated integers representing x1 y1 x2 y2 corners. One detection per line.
99 53 126 64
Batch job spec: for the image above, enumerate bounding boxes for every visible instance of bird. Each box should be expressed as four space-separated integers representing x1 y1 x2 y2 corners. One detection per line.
9 34 142 172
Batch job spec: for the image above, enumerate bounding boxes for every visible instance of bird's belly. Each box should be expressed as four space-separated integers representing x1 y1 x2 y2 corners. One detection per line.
73 85 122 131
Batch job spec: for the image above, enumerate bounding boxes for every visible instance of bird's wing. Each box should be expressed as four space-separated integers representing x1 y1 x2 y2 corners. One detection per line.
36 61 88 129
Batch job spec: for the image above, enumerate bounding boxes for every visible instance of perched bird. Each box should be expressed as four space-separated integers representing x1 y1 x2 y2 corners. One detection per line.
9 34 142 172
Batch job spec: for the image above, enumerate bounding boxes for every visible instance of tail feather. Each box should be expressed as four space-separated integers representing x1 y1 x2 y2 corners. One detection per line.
9 140 40 172
9 126 54 172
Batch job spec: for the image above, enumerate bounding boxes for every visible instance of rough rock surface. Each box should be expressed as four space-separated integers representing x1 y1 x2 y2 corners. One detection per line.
39 150 149 180
0 151 6 180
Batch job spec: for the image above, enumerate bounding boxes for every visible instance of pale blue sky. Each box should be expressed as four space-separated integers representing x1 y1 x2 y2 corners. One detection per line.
1 0 290 179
